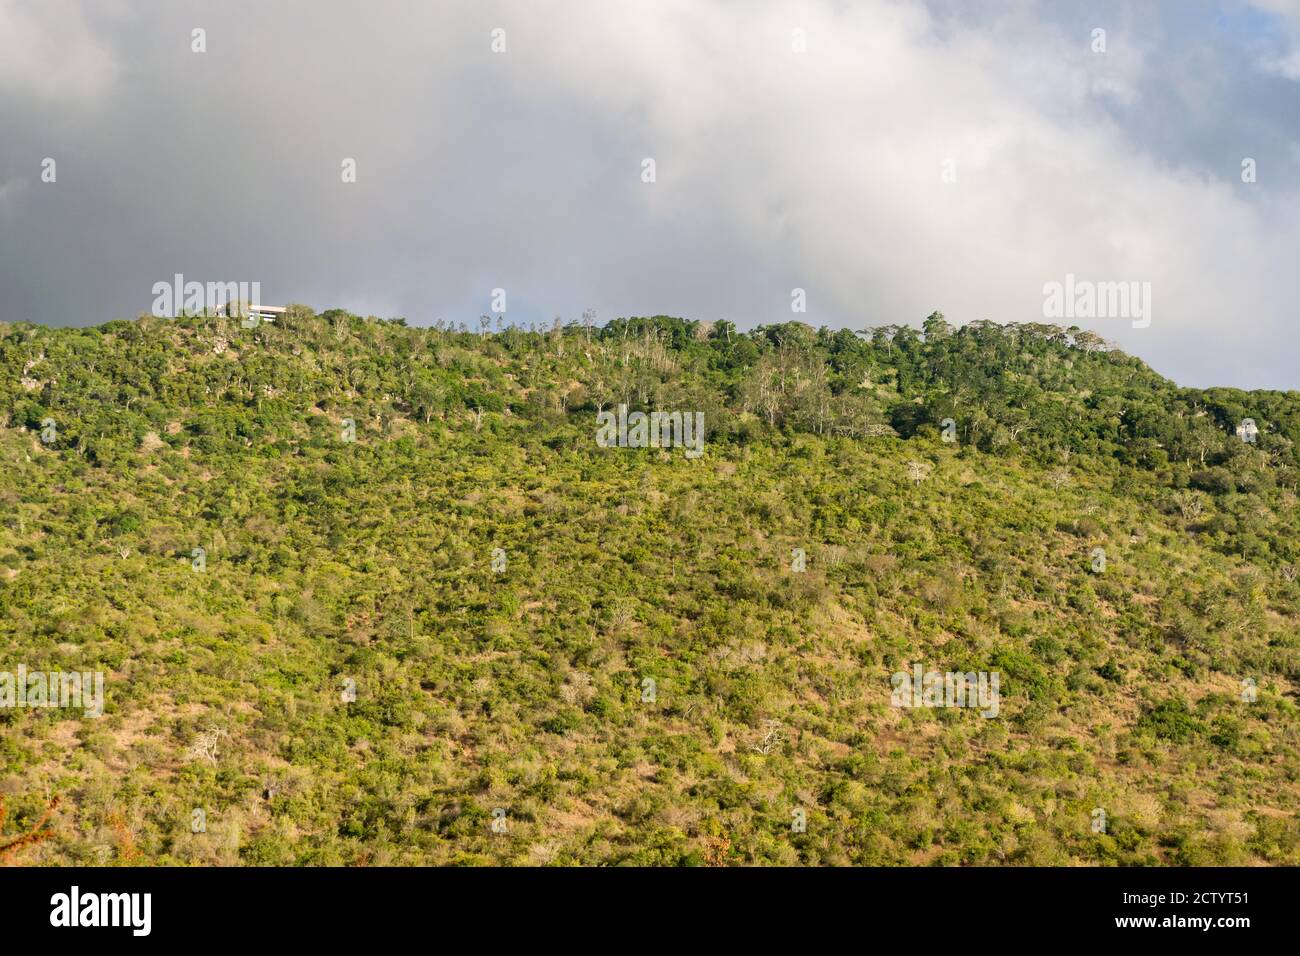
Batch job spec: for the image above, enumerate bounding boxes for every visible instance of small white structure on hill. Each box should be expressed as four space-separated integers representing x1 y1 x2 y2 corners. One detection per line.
222 302 287 326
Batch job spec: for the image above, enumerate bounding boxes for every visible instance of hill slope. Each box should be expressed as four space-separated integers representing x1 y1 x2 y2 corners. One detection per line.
1 309 1297 865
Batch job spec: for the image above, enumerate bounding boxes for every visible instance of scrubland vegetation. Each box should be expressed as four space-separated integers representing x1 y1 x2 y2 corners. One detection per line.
1 308 1297 865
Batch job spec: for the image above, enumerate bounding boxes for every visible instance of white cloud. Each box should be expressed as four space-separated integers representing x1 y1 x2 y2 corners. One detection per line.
474 0 1296 383
1247 0 1300 79
1259 48 1300 78
0 0 118 102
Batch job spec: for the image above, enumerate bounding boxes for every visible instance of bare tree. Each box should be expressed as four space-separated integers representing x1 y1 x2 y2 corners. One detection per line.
1046 467 1071 491
1172 490 1205 521
186 729 231 765
752 719 785 755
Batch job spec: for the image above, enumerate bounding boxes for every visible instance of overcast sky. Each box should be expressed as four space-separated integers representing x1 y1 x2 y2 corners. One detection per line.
1 0 1298 389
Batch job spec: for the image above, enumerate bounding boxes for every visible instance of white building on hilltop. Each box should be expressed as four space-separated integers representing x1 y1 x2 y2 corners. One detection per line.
222 302 287 324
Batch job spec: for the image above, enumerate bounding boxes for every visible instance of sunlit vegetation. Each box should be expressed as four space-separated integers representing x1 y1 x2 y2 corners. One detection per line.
0 308 1296 865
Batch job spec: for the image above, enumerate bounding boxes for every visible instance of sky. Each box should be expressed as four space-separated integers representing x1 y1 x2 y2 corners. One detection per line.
1 0 1297 389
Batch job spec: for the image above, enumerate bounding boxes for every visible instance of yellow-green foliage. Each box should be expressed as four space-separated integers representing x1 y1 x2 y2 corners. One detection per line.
0 310 1296 865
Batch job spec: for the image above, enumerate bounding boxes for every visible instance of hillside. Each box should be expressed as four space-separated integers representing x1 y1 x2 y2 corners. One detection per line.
0 308 1297 866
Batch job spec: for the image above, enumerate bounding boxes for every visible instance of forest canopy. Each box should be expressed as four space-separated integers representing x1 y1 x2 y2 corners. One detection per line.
0 308 1296 866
